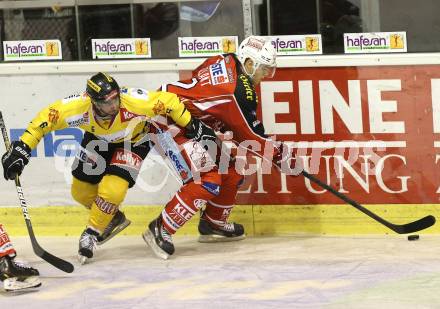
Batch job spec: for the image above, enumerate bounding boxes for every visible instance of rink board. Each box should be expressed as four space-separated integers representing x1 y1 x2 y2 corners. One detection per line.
2 62 440 208
1 203 438 236
2 56 440 238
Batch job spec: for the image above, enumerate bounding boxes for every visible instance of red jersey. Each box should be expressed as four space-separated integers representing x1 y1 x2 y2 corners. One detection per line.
161 53 274 157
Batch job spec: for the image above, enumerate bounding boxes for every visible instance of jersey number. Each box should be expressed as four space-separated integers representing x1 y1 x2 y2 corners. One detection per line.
162 78 198 91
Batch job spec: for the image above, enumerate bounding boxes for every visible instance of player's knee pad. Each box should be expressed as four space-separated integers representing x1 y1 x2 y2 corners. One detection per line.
71 177 98 209
199 171 222 197
223 166 244 187
210 167 243 206
88 175 129 233
97 174 129 206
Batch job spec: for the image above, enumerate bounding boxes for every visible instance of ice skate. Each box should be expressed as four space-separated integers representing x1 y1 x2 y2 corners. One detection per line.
0 256 41 291
78 228 98 265
198 212 246 243
97 210 131 245
142 217 174 260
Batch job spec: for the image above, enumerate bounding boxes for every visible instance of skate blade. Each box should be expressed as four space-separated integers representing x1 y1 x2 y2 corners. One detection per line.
142 230 169 260
97 219 131 246
198 234 246 243
77 254 89 265
4 277 41 291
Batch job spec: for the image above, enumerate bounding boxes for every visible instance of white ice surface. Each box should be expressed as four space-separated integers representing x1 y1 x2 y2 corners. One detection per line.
1 235 440 309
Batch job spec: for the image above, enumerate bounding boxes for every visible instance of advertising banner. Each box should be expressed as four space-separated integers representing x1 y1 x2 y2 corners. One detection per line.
3 40 62 61
178 36 238 57
91 38 151 59
344 32 407 54
236 65 440 204
268 35 323 55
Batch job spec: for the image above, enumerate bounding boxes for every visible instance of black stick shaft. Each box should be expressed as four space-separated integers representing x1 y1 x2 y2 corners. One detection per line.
301 170 434 233
0 111 74 273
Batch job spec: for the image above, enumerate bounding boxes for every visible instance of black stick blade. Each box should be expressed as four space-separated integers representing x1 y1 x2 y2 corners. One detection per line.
40 251 74 273
391 215 436 234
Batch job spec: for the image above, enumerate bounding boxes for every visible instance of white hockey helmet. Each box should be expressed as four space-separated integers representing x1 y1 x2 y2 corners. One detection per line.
237 36 277 78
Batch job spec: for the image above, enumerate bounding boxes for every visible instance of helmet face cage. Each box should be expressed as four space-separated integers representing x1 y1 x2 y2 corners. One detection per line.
238 36 277 78
86 72 120 105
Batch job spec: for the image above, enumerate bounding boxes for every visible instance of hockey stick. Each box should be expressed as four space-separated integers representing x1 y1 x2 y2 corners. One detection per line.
0 112 74 273
231 139 435 234
300 170 435 234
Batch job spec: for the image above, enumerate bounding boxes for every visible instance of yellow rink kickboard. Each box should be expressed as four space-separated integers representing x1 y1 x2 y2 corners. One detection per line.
1 204 439 236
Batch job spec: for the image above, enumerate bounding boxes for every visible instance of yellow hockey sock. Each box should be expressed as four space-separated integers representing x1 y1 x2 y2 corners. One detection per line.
88 175 129 233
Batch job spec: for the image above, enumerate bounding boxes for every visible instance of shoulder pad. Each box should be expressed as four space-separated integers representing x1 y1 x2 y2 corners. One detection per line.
122 87 150 100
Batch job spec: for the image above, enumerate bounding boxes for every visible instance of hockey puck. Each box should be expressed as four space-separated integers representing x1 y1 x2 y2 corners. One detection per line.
407 234 419 241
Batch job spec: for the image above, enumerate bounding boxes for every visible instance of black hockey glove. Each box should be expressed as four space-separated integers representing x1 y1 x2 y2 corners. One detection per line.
1 140 31 180
185 118 217 143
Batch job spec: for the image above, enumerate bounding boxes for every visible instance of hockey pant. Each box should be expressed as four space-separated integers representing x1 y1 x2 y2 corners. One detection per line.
71 132 150 234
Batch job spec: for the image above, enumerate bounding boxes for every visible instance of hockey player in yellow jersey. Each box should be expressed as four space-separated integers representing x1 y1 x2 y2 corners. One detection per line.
1 72 216 264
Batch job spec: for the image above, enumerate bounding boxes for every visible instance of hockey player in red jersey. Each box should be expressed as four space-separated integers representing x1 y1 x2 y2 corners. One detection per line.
0 224 41 291
143 36 280 259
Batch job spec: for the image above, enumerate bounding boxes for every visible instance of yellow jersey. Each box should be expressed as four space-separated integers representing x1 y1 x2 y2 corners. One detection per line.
20 87 191 149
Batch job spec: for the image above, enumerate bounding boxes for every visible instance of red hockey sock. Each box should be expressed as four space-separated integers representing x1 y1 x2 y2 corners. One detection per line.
203 201 234 227
161 181 218 234
0 224 16 258
202 165 243 227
